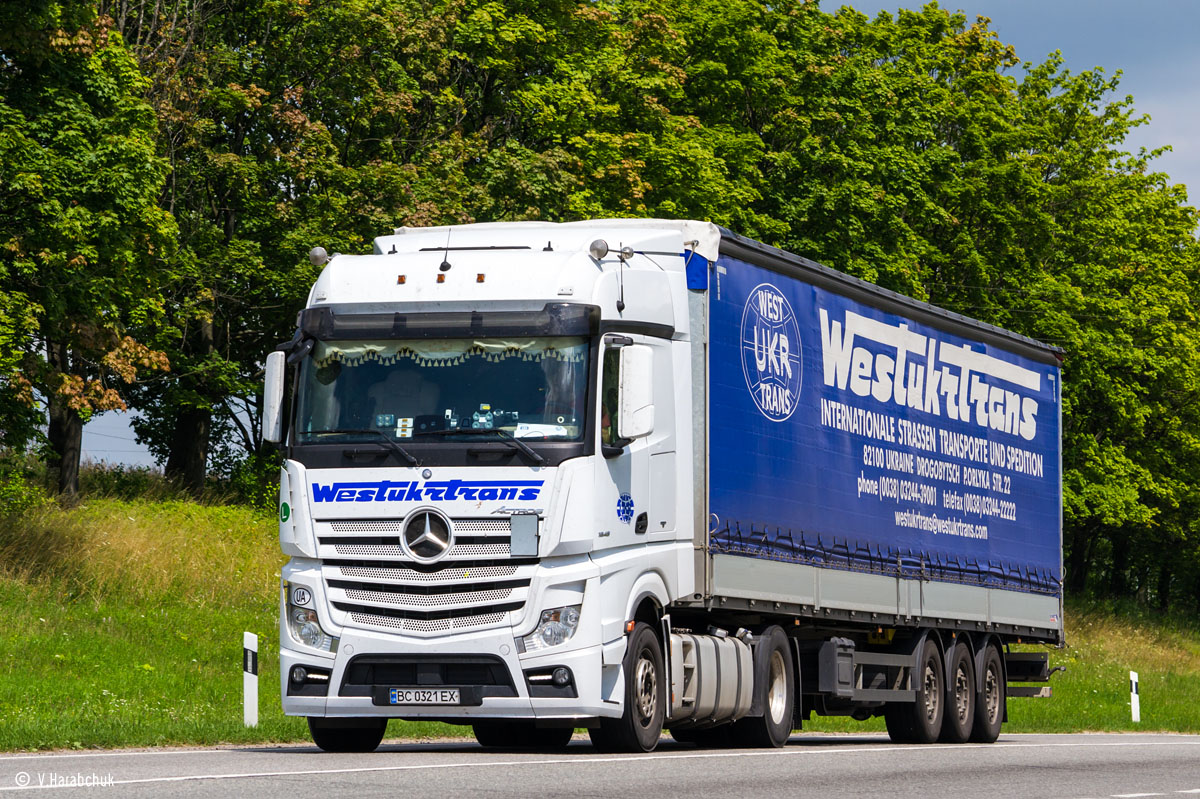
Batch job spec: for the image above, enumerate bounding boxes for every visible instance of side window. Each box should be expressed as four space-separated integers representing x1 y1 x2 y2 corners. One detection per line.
601 346 620 445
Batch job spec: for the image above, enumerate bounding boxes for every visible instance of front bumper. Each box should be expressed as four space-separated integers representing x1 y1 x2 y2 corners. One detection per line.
280 625 612 721
280 554 620 722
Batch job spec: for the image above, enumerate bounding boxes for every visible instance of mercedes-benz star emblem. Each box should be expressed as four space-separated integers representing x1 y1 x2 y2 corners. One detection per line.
402 510 453 562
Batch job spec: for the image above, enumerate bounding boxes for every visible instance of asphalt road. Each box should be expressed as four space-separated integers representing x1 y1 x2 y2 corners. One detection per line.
1 733 1198 798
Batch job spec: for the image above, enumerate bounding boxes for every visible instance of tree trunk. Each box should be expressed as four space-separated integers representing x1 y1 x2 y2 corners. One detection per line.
1109 533 1130 598
1157 562 1171 614
165 406 211 496
165 317 215 497
46 343 83 497
1065 525 1094 595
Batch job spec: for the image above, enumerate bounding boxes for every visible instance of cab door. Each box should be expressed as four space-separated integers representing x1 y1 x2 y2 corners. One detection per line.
594 335 651 549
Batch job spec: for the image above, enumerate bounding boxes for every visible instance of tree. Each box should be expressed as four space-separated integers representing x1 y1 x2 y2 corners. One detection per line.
0 1 174 494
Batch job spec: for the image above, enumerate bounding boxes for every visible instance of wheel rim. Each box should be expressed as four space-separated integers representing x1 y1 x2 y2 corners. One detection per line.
634 652 658 726
767 650 788 725
983 662 1000 724
922 659 940 722
954 663 971 722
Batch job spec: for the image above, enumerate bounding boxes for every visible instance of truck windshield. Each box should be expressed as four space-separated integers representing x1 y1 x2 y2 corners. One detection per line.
294 337 589 443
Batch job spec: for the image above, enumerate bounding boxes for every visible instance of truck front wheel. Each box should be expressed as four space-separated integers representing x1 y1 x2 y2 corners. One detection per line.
307 717 387 753
589 622 665 752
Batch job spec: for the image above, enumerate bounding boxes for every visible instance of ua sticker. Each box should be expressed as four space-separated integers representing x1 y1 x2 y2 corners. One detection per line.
280 502 291 523
740 282 803 422
616 493 635 524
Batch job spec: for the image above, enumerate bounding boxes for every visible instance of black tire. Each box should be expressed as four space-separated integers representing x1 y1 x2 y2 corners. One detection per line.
670 724 735 748
473 721 573 750
883 702 914 743
730 626 795 748
307 717 388 753
939 642 975 743
589 622 665 752
909 637 945 744
969 645 1005 743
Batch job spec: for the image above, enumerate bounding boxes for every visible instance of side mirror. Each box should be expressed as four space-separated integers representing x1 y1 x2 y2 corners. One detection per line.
617 344 654 440
263 350 286 444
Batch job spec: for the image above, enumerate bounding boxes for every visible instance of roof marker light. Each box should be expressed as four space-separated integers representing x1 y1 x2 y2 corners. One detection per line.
436 274 445 284
476 274 485 283
397 275 406 284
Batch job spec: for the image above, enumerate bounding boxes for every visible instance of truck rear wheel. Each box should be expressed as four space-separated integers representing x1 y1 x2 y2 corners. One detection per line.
939 642 975 743
969 645 1004 743
730 626 794 748
473 721 573 750
589 622 665 752
307 717 388 753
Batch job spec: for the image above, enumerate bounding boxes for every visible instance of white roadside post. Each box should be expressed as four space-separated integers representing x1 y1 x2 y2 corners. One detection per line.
1130 670 1140 723
244 632 259 727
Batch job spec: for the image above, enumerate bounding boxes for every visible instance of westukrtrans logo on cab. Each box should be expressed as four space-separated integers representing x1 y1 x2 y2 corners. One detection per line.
312 480 544 503
741 282 803 422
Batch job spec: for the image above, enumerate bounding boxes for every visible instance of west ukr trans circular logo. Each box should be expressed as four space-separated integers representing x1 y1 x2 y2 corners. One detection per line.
740 283 803 422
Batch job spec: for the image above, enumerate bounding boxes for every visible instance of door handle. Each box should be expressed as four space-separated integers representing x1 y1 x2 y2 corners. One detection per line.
635 512 648 535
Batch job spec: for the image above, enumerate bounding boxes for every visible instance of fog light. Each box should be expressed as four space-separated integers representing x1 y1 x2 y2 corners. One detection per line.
552 667 571 686
291 666 308 684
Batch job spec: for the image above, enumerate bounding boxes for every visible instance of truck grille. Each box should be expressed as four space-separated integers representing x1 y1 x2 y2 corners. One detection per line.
317 517 534 636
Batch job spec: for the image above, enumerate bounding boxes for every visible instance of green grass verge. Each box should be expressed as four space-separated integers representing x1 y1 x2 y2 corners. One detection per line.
0 498 459 751
2 496 1199 750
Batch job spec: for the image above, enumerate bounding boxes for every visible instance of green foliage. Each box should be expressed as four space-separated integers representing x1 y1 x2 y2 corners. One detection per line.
2 0 1199 609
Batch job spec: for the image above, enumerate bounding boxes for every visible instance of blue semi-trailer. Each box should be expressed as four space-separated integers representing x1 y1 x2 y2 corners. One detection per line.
265 219 1062 752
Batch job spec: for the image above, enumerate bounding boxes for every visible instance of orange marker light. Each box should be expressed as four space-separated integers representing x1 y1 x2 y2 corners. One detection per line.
436 274 445 284
397 275 406 284
476 273 486 283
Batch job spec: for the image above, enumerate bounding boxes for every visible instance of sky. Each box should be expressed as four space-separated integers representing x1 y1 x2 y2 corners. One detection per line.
81 0 1200 468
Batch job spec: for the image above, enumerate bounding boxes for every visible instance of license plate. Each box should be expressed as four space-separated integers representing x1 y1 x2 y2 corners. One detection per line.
388 688 461 705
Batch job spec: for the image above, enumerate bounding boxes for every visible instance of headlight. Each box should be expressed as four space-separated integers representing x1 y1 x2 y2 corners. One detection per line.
285 583 338 653
521 605 581 652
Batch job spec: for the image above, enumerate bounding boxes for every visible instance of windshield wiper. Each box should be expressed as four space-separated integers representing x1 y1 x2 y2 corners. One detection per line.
308 429 418 466
420 428 545 465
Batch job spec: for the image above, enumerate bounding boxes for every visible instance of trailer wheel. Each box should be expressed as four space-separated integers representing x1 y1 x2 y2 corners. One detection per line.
910 638 945 743
589 622 665 752
473 721 573 750
307 717 387 753
883 703 914 743
939 642 975 743
731 626 794 748
969 645 1005 743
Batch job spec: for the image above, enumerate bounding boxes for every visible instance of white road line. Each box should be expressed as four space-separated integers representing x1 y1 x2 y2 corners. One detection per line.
2 739 1200 792
1176 791 1200 794
1112 794 1166 797
0 750 232 763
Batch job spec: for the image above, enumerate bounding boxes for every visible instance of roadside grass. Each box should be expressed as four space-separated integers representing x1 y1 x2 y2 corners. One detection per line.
3 493 1200 750
0 497 459 751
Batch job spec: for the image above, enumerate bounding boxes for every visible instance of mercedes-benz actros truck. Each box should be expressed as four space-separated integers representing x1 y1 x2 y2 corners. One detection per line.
263 219 1063 753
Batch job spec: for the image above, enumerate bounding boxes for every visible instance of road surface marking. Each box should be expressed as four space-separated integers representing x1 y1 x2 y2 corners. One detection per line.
2 738 1200 792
